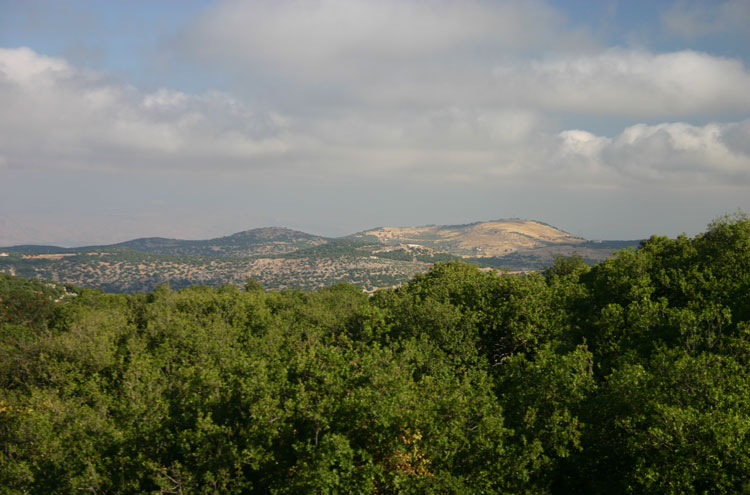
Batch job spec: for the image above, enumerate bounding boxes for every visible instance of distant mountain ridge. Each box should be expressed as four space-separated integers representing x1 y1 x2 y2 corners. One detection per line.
107 227 329 257
1 219 641 293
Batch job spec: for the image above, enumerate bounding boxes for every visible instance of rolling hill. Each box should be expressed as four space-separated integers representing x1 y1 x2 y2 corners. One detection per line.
0 219 640 292
351 219 584 257
107 227 329 257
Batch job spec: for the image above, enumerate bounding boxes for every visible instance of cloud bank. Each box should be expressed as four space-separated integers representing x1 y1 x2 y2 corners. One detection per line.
494 50 750 116
1 45 749 188
174 0 750 118
0 47 289 173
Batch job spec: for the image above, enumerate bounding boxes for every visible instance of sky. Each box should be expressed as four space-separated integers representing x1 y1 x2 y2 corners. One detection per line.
1 0 749 246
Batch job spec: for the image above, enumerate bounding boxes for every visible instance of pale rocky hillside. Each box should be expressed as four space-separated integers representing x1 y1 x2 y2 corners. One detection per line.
355 220 584 257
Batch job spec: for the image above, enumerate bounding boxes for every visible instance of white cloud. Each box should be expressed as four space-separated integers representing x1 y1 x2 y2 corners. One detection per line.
1 47 749 190
181 0 573 78
174 0 597 112
175 2 750 119
279 111 750 188
0 46 72 83
493 49 750 117
0 47 290 172
554 121 750 185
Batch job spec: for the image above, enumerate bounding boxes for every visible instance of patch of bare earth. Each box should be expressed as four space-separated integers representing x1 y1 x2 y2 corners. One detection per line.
362 220 584 258
22 253 77 260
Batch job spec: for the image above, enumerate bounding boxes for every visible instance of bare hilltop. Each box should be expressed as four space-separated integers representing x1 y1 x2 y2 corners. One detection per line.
353 219 584 257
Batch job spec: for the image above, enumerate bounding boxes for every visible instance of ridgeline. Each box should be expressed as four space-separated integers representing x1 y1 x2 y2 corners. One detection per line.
0 219 639 292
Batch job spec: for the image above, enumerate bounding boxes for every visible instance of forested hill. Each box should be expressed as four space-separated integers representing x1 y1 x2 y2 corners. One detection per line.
107 227 330 257
2 214 750 493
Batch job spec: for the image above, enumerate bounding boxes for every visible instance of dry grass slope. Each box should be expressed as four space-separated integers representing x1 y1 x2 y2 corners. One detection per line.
360 220 584 257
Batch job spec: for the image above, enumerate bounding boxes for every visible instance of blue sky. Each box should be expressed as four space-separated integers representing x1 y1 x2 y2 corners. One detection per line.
1 0 749 245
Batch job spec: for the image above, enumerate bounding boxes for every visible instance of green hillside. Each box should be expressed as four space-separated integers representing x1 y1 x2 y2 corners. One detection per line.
106 227 330 257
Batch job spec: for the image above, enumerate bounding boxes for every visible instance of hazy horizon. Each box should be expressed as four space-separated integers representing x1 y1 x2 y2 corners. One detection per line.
0 211 741 248
2 0 749 246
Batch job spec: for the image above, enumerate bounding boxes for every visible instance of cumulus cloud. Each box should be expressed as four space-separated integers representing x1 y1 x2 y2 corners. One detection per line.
299 112 750 187
0 47 289 172
174 1 750 119
1 47 749 190
493 49 750 117
551 121 750 186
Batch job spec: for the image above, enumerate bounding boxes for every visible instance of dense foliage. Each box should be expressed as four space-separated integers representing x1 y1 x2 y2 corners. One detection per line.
2 215 750 494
